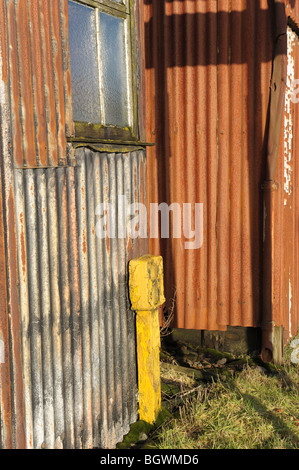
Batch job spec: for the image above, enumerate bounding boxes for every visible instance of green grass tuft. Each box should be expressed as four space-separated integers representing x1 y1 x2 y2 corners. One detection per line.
155 364 299 449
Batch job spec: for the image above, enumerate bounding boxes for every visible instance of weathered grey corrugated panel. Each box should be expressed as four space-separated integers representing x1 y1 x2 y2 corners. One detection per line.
10 148 146 449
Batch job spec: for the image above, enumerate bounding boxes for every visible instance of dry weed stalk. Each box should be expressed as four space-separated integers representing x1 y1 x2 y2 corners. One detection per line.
160 288 176 337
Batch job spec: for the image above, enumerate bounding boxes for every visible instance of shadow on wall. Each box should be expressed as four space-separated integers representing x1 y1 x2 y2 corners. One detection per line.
143 0 289 333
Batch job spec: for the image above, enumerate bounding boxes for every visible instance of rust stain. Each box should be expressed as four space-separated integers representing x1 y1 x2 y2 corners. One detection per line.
19 214 26 278
27 0 48 166
126 237 133 259
50 0 66 164
66 70 72 103
60 0 74 137
16 0 36 167
82 231 87 255
39 0 58 166
7 1 23 167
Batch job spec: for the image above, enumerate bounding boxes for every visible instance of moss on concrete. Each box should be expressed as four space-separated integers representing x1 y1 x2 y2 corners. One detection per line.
116 408 171 449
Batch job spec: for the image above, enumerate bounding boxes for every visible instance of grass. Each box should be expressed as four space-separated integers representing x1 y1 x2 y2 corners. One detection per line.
153 359 299 449
118 333 299 450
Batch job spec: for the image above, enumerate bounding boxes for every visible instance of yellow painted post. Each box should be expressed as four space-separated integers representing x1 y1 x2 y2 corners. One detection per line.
129 255 166 424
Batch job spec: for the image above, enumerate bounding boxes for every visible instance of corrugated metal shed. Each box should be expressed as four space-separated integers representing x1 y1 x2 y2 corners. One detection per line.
144 0 298 344
145 0 274 330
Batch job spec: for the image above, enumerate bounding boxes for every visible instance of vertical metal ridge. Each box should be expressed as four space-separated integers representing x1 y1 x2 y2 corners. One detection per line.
7 0 24 167
14 169 33 448
115 153 130 433
46 168 65 448
229 0 243 327
100 153 115 446
49 1 67 164
35 169 55 448
16 1 37 167
65 166 83 449
59 0 74 137
90 151 109 448
206 1 217 331
85 153 102 449
40 0 59 167
57 167 75 448
0 0 26 448
75 151 93 448
108 153 124 444
0 165 13 450
27 1 48 167
217 0 231 328
122 153 138 426
24 170 44 448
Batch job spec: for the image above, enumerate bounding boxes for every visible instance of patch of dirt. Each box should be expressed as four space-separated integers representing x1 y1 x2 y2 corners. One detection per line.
159 335 274 406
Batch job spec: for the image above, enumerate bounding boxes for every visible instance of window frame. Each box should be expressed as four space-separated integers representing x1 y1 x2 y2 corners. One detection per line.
67 0 142 146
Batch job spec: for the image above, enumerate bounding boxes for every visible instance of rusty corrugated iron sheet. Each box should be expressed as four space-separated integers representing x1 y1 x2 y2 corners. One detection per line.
145 0 218 330
0 0 26 448
145 0 299 345
145 0 278 331
0 148 146 449
2 0 73 169
261 0 288 361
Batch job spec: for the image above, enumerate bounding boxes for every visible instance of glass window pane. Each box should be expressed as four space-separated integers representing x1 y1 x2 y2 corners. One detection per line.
100 13 130 127
68 0 101 123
